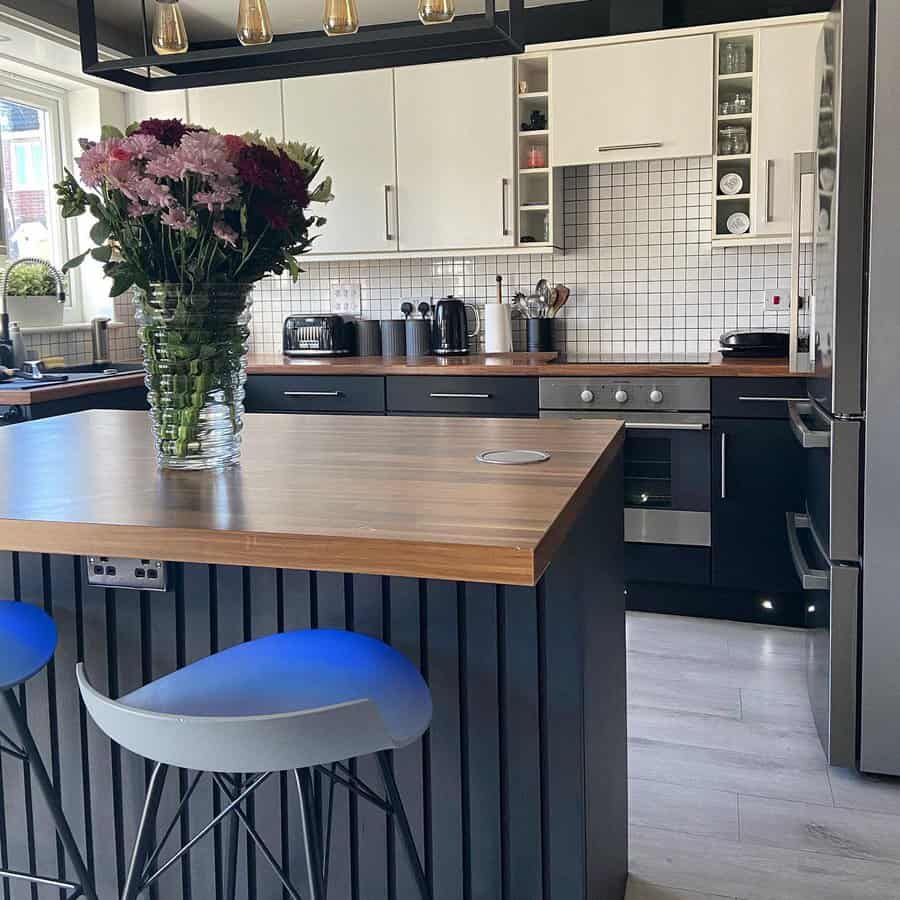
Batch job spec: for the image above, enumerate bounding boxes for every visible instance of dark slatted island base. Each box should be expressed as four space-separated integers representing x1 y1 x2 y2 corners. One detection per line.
0 411 626 900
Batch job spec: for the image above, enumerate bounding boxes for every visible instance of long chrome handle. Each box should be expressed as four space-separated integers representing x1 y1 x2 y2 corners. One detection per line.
597 141 663 152
720 432 727 499
738 396 810 402
284 391 342 398
765 159 775 222
789 151 817 372
384 185 393 242
500 178 510 237
786 512 830 590
787 399 830 449
623 422 707 431
429 392 491 399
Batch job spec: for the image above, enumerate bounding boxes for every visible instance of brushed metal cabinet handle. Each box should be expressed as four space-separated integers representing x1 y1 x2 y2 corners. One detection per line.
500 178 510 237
720 432 727 499
765 159 775 222
597 141 664 152
429 393 492 399
738 396 810 402
384 185 393 242
623 422 708 431
284 391 342 398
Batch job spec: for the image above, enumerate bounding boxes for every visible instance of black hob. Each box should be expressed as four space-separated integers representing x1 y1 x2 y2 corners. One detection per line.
555 352 711 365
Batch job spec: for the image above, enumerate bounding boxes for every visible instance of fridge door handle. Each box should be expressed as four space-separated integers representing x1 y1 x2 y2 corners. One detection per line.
786 512 830 590
789 151 817 373
787 400 831 449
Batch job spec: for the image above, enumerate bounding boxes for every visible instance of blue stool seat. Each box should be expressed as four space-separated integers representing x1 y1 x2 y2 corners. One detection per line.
0 602 57 691
78 629 433 773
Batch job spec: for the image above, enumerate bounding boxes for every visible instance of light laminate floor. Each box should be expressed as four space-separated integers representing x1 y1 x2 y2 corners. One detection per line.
624 612 900 900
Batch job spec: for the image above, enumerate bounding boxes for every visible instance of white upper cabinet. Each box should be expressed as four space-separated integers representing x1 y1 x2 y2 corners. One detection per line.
394 58 516 252
283 70 398 255
551 35 714 166
186 81 283 138
126 90 188 125
753 23 821 236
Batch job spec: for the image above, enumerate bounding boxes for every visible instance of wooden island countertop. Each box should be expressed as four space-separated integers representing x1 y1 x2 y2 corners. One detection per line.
0 410 623 585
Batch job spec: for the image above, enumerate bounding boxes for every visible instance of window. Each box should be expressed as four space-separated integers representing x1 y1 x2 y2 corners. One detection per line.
11 140 46 191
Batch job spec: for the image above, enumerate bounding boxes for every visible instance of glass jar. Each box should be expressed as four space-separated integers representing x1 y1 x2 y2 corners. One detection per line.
526 145 547 168
720 41 749 75
718 125 749 156
719 89 752 116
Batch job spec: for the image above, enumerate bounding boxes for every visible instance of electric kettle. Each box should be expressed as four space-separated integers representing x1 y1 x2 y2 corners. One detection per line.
432 296 480 355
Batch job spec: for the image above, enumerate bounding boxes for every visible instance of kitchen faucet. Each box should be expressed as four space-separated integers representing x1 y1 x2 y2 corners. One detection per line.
0 257 66 344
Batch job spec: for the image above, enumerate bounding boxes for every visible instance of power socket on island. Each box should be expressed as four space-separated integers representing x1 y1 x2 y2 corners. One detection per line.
331 283 362 317
86 556 169 592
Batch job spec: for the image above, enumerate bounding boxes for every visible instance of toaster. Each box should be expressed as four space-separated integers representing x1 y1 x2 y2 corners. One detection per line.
283 315 354 356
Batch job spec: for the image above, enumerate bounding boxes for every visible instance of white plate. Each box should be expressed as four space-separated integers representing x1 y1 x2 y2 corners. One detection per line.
719 172 744 195
726 212 751 235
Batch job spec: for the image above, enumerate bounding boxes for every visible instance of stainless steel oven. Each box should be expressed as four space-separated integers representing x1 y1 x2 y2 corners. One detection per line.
540 378 711 546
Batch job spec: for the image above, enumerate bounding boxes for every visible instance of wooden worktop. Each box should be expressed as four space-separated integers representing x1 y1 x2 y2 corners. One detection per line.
0 410 623 585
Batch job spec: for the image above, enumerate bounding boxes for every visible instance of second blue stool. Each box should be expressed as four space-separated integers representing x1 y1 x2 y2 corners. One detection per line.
77 627 433 900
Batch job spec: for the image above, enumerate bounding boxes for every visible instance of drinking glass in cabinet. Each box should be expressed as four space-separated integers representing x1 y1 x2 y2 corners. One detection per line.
526 145 547 168
718 89 752 115
719 41 749 75
718 125 749 156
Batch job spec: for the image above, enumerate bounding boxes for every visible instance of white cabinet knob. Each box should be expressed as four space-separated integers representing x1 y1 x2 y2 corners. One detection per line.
614 389 628 404
649 389 664 404
580 389 595 403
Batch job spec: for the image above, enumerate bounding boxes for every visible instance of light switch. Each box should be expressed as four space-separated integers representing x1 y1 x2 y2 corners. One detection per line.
331 283 362 316
764 288 791 311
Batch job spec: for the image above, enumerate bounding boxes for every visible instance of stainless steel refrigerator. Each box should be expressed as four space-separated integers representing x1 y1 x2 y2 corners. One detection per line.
785 0 900 775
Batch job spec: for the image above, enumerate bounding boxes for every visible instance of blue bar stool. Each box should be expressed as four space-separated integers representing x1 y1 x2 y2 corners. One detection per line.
77 628 433 900
0 602 97 900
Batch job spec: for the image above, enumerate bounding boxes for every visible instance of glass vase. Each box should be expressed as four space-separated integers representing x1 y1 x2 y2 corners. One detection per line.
134 283 252 470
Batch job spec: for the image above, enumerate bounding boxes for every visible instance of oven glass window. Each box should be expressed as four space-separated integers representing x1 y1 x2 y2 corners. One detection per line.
624 434 673 509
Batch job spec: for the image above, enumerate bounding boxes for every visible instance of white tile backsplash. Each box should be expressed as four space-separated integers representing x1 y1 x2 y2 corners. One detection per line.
20 154 808 364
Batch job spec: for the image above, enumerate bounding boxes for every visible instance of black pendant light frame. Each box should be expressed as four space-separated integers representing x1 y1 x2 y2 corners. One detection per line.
76 0 525 91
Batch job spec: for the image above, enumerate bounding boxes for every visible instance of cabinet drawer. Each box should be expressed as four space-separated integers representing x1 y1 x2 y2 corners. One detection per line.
245 376 385 413
387 376 538 417
711 378 808 419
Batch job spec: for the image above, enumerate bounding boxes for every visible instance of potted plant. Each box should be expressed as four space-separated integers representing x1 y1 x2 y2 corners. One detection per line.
55 118 333 469
3 262 66 328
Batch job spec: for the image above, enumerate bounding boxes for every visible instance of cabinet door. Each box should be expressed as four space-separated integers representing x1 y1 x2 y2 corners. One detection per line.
283 70 398 254
712 417 806 592
754 23 821 236
126 90 187 125
394 58 515 251
551 35 714 167
186 81 283 139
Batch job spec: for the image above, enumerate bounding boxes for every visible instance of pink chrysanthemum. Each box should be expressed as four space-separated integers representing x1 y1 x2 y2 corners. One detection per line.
161 205 195 231
213 219 239 247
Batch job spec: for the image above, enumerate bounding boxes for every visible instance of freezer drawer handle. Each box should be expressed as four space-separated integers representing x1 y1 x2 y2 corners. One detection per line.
786 512 830 591
787 400 831 449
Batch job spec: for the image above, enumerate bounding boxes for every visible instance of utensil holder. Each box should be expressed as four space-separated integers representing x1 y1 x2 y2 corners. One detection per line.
357 320 382 357
405 319 432 357
526 318 554 352
380 320 406 357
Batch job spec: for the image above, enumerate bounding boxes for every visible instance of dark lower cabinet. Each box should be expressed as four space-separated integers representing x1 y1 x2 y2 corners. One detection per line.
387 376 539 417
712 417 806 592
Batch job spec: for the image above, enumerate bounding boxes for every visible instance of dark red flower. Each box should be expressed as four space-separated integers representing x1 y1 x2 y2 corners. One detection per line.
134 118 201 146
259 198 289 230
277 151 310 205
236 144 280 192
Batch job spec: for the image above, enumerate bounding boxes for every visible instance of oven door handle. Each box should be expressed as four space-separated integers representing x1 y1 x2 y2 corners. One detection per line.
786 512 831 590
623 422 708 431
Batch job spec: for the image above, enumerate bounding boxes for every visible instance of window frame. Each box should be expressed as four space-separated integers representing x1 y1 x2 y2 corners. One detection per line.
0 77 79 318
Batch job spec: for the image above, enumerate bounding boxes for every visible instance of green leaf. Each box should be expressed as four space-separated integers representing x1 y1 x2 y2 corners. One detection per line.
125 121 140 136
61 249 91 273
100 124 124 141
90 220 112 245
109 267 136 297
285 255 300 282
91 245 113 263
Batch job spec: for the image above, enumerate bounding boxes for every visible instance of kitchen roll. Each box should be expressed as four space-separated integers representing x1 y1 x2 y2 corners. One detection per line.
484 303 513 353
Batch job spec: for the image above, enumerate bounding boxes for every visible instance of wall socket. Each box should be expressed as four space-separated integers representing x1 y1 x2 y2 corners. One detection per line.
764 288 791 311
86 556 169 591
331 283 362 317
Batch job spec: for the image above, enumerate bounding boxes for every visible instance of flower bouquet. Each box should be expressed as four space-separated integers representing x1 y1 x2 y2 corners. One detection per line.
55 118 332 469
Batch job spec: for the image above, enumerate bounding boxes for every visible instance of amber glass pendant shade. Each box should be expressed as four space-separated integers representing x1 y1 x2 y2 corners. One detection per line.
237 0 274 45
152 0 189 54
322 0 360 35
418 0 455 25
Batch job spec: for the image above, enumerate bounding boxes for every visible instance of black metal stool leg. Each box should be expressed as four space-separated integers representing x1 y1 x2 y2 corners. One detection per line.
376 751 431 900
1 689 99 900
223 777 241 900
121 762 169 900
295 769 326 900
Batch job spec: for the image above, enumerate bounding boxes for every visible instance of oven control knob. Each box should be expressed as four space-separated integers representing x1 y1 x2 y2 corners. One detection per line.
580 389 595 403
649 389 664 404
614 389 628 404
